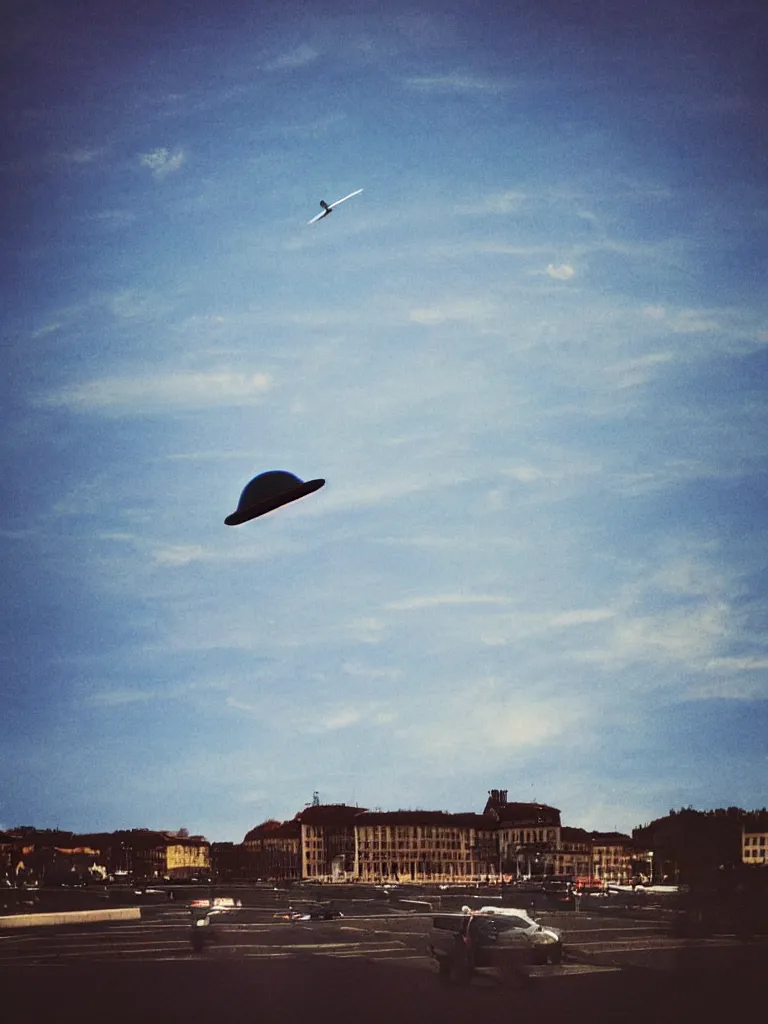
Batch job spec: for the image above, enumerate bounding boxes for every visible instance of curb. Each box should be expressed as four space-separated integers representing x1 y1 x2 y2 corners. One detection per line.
0 907 141 930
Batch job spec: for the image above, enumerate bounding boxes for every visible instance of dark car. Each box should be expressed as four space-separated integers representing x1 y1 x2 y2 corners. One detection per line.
304 903 343 920
427 913 540 988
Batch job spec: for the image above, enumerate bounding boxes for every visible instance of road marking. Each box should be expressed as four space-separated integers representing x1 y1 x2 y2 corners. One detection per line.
528 963 622 977
243 952 296 959
321 947 412 958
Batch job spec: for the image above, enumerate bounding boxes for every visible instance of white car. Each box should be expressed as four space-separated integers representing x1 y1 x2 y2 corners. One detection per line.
474 906 563 963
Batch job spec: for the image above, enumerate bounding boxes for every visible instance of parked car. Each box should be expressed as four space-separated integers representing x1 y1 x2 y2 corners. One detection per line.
475 906 563 963
302 906 344 921
427 913 539 987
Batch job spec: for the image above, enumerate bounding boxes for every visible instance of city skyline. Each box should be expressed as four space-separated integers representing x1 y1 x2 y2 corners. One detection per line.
2 0 767 843
6 793 767 845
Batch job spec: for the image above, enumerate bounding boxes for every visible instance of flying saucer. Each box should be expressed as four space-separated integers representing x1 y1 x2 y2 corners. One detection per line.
225 471 325 525
308 188 363 224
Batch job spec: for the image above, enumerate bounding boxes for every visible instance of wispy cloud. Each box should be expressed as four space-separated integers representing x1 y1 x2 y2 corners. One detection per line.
602 351 675 389
139 147 185 178
88 689 160 706
61 146 107 165
546 263 575 280
41 371 271 413
409 300 495 324
403 73 509 94
397 681 585 765
386 593 512 611
454 191 528 215
264 44 320 71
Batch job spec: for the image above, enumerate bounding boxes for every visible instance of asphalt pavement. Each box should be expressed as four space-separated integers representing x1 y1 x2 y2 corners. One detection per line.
1 892 763 1023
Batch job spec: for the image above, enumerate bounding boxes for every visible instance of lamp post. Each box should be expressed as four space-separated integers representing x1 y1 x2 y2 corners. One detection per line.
648 850 654 885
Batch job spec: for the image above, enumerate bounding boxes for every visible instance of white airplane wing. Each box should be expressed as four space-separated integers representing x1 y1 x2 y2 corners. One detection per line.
307 210 327 224
328 188 363 210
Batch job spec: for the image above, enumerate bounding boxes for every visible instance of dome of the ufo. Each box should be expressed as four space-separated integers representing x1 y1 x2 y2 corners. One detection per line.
225 471 325 526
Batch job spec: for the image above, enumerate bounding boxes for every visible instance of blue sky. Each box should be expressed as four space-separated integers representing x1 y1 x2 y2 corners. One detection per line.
2 0 767 841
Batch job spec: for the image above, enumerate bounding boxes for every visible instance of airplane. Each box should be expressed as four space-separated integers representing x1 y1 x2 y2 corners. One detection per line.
308 188 363 224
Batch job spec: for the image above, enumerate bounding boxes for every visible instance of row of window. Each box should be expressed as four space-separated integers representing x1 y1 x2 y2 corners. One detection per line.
358 850 473 861
359 863 474 874
502 829 558 843
358 840 469 851
743 835 766 846
356 827 484 840
743 849 766 859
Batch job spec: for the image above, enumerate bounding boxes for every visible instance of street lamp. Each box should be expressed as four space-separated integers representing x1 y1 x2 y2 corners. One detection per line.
648 850 654 885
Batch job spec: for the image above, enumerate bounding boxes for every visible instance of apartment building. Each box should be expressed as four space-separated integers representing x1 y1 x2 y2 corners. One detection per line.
485 788 562 879
297 804 363 880
590 832 635 884
742 827 768 866
553 826 592 879
353 810 497 883
242 819 301 880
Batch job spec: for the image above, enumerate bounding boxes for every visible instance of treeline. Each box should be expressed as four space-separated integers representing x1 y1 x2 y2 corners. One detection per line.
633 806 767 886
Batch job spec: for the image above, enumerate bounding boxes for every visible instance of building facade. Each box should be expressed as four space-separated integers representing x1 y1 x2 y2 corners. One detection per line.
242 819 301 881
742 827 768 866
297 804 363 881
353 811 497 883
589 832 636 884
485 789 562 880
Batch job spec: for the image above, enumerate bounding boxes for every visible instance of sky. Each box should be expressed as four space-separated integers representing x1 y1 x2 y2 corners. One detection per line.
2 0 767 843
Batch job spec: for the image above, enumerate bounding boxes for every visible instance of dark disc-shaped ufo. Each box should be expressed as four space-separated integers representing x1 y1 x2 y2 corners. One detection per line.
225 471 325 526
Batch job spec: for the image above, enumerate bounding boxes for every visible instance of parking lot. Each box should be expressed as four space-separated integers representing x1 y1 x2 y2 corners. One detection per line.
1 884 764 1023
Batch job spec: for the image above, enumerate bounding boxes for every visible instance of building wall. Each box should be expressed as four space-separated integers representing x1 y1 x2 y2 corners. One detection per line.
743 831 768 866
301 823 356 880
353 819 497 883
499 825 561 878
165 842 210 878
591 843 634 884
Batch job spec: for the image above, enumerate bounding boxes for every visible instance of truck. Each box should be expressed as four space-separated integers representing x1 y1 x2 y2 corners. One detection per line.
427 912 543 987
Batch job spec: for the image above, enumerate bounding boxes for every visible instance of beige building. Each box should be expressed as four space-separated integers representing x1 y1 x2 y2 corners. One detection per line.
553 827 592 879
353 811 497 883
165 836 210 877
298 804 363 881
485 789 562 879
742 827 768 866
590 832 635 884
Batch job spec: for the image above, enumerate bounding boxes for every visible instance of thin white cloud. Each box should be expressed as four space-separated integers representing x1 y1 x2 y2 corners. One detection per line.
454 191 528 215
310 471 463 515
409 300 495 324
705 656 768 673
403 73 508 94
342 662 402 680
573 605 729 673
398 681 584 764
502 465 547 483
139 148 185 178
551 609 615 627
152 545 208 567
345 618 388 645
88 689 159 706
61 146 106 165
264 44 319 71
603 351 675 389
546 263 575 280
41 371 271 413
386 593 512 611
479 608 616 647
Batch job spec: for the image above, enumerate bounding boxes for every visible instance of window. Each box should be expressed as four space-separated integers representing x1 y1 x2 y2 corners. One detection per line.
494 917 528 932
